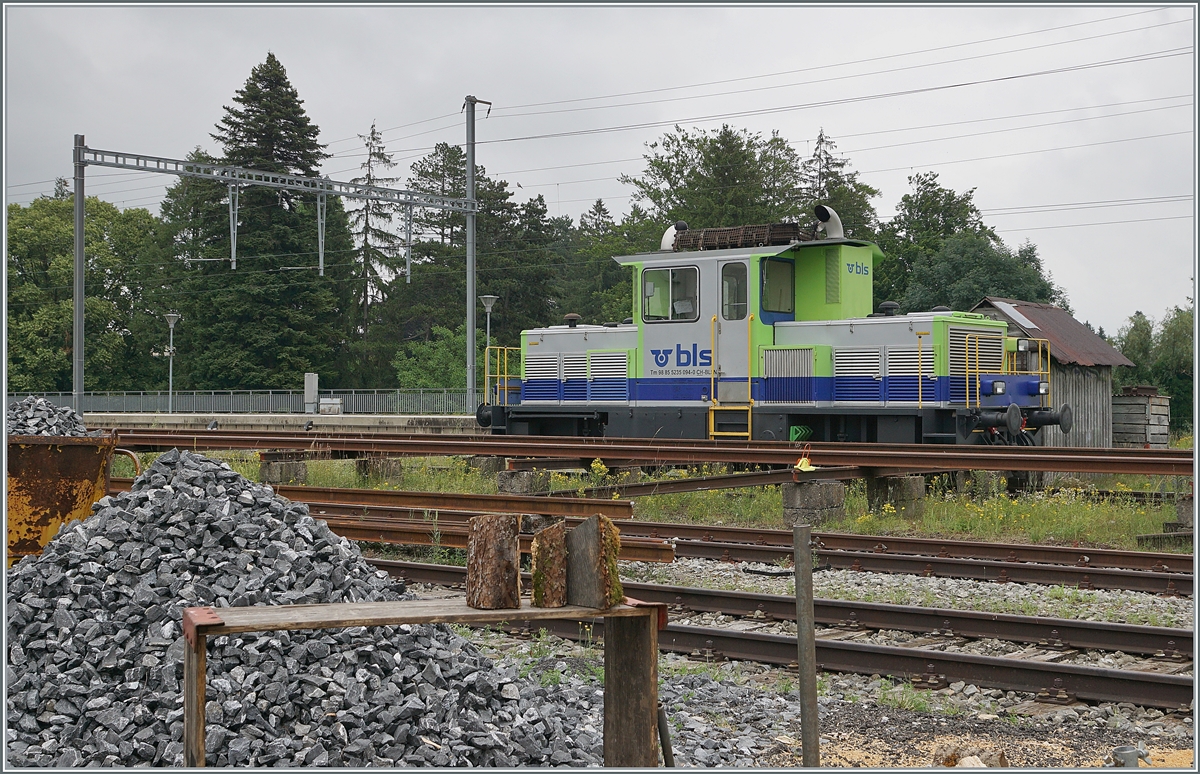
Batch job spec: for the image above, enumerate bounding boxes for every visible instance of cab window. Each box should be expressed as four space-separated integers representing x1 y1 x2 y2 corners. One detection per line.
762 258 795 314
721 263 748 320
643 267 699 322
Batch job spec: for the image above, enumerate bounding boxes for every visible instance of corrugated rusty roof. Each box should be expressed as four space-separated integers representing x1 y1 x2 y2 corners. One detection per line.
970 297 1134 368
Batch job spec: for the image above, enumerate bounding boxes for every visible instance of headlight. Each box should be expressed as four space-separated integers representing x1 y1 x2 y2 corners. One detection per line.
1017 339 1030 352
1038 381 1050 395
993 380 1006 395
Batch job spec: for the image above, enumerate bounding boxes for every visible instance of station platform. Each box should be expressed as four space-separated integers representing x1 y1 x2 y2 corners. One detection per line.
84 413 482 436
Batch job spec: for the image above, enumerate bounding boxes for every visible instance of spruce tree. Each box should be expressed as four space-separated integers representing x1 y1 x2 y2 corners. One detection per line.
161 53 354 390
797 130 880 240
347 121 402 331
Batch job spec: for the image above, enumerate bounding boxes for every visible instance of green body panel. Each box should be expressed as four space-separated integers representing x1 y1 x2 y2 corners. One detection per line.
793 243 876 321
631 261 645 378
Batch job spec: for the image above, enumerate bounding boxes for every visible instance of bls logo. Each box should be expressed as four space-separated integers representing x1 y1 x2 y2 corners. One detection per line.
650 344 712 368
846 261 870 276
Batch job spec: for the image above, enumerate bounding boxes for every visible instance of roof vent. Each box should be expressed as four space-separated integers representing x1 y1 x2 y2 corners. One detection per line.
564 313 581 328
878 301 900 316
931 305 952 312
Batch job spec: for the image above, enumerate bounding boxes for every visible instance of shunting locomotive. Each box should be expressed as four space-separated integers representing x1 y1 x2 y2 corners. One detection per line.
477 206 1073 444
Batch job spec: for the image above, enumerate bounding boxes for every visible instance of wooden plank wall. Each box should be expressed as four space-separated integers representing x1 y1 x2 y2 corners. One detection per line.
1039 363 1112 449
1112 395 1171 448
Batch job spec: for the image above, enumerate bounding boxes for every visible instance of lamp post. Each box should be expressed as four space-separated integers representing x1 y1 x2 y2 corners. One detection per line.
479 295 500 406
165 313 180 413
479 295 500 349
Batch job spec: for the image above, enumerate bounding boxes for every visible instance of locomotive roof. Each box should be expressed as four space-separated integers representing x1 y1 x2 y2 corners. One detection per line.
611 238 877 266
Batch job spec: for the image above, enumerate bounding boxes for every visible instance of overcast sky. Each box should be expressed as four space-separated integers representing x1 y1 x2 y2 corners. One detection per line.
4 3 1196 335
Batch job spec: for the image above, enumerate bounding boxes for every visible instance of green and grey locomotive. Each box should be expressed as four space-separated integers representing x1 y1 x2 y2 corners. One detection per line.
477 207 1072 445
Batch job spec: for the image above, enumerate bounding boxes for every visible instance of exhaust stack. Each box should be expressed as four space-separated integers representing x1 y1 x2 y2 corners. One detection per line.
660 220 689 251
814 205 844 239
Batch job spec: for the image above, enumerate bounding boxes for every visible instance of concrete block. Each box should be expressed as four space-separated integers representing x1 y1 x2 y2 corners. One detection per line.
783 505 844 527
497 470 551 494
782 480 845 510
467 456 505 475
355 456 404 483
866 475 924 517
259 460 307 485
1177 496 1194 528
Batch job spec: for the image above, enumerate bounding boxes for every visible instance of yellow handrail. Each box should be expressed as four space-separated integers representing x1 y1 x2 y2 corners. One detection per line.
747 313 755 410
485 346 522 406
710 315 718 406
916 331 930 408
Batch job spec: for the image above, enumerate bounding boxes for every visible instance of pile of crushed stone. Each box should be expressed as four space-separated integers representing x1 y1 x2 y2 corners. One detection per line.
5 449 606 767
6 396 100 437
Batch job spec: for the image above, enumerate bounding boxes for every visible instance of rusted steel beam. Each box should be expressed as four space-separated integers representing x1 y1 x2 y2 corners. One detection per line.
323 517 675 563
112 429 1194 475
108 478 632 519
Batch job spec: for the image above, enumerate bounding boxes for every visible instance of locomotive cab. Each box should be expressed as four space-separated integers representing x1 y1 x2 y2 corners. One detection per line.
482 209 1072 445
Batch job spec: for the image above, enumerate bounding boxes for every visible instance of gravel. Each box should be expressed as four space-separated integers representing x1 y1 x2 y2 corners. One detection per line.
621 557 1195 629
6 396 101 437
5 450 611 767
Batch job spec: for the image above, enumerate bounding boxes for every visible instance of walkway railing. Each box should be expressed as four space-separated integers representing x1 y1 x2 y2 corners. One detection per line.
5 390 475 415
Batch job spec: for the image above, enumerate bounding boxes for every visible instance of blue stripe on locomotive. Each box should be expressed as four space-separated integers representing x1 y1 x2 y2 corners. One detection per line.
521 374 1043 406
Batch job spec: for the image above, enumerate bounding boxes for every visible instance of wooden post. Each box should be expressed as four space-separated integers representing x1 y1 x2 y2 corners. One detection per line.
531 521 567 607
603 609 659 767
793 524 820 767
466 513 522 609
181 628 207 768
567 514 623 609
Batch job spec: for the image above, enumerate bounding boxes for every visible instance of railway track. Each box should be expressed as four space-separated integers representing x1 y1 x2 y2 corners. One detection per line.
374 560 1194 711
111 428 1195 476
109 476 1193 595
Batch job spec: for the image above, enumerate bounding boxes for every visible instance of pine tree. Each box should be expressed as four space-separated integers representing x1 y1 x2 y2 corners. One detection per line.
347 121 402 332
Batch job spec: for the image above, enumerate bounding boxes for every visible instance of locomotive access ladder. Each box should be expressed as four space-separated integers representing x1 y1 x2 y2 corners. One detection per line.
708 404 752 440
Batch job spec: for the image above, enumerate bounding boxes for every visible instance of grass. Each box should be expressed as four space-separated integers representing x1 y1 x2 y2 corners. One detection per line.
876 681 932 713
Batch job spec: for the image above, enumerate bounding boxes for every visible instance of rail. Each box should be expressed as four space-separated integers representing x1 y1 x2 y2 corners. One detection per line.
375 561 1194 710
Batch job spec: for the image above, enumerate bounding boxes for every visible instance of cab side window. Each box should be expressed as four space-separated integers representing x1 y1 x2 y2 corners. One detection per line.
762 258 795 314
643 267 699 322
721 263 748 320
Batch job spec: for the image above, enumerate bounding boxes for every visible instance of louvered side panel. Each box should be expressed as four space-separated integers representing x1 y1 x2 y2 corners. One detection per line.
885 348 936 402
762 349 814 404
522 354 561 402
834 348 881 401
561 354 588 401
588 352 629 402
948 328 1004 403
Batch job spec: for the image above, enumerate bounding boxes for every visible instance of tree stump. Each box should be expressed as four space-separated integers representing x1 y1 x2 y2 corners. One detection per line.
530 521 567 608
566 514 624 609
466 514 522 609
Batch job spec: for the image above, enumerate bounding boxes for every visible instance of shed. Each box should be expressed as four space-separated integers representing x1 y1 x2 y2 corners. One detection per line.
970 297 1134 448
